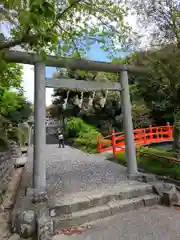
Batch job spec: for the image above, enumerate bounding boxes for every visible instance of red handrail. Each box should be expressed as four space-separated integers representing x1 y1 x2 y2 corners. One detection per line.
97 123 173 156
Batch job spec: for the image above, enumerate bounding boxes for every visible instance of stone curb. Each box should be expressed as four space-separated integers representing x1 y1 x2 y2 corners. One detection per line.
0 167 24 211
49 183 153 216
53 194 160 232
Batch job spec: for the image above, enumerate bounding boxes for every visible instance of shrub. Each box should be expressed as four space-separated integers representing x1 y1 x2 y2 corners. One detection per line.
66 117 103 153
117 147 180 180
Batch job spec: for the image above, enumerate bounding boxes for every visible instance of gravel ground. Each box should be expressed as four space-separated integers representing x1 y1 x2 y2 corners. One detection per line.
53 205 180 240
27 145 127 198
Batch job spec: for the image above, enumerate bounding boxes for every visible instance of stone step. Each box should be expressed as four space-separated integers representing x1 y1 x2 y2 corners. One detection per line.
49 182 154 217
53 194 160 232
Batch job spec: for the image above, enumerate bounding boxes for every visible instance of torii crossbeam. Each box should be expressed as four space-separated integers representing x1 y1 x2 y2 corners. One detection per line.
45 78 122 91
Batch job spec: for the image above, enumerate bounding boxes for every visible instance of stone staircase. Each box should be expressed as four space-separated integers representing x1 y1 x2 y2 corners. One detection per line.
49 181 160 233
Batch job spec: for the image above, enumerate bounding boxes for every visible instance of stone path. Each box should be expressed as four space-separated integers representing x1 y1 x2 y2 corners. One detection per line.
27 145 127 199
53 205 180 240
26 145 180 240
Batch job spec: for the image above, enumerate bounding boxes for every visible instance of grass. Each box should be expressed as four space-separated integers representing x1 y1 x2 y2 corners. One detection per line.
117 147 180 180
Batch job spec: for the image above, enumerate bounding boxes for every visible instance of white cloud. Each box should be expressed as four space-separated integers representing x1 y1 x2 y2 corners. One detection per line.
22 64 53 106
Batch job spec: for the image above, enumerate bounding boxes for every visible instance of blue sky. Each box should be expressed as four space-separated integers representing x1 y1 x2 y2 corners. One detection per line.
45 42 110 78
45 42 129 77
23 42 117 105
42 43 130 105
1 13 143 105
23 41 135 105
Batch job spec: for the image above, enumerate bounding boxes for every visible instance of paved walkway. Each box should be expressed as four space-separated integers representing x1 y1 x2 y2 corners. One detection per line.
27 145 127 199
26 145 180 240
53 205 180 240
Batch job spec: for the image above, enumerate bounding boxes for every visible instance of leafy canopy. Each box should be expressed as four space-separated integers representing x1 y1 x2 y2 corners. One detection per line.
0 63 23 89
127 0 180 48
0 0 134 57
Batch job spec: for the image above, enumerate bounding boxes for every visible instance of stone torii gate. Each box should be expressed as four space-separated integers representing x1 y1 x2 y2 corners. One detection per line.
4 50 146 200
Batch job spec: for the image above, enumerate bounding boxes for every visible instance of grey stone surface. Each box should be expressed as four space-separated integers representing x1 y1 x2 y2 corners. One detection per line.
8 234 21 240
0 143 21 202
51 182 154 217
162 190 179 206
12 210 36 238
26 145 128 199
53 205 180 240
21 210 35 224
108 199 134 214
37 216 53 240
141 174 157 183
26 187 48 203
143 194 160 206
15 156 27 168
19 224 33 238
53 194 160 231
53 204 112 230
153 182 180 205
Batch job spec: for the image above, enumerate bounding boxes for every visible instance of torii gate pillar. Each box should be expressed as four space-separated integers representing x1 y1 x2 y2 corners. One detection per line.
120 71 138 176
32 63 46 197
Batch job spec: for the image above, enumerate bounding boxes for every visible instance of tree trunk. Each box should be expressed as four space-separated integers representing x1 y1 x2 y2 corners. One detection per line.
172 125 180 159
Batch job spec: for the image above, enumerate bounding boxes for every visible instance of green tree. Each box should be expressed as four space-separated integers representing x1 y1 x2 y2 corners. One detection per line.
0 0 135 57
51 68 123 134
0 63 23 89
0 59 32 147
120 45 180 156
5 97 32 125
0 88 22 116
51 67 152 135
128 0 180 48
0 88 32 146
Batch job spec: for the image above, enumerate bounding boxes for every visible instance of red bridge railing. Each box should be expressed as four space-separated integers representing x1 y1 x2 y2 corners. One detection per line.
97 123 173 156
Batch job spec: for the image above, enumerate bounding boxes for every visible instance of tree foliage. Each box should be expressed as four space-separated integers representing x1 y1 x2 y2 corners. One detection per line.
0 63 23 89
50 66 153 135
50 43 180 158
0 0 135 56
50 68 123 135
128 0 180 48
118 44 180 156
114 45 180 123
0 60 32 147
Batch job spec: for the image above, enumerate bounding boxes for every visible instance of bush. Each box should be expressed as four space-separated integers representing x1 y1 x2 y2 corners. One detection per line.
117 147 180 180
66 117 102 153
0 113 30 149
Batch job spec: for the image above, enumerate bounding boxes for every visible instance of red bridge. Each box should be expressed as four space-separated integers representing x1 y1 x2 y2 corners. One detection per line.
97 123 173 156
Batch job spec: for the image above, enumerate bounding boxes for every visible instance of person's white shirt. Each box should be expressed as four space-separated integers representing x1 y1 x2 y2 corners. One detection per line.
58 134 63 139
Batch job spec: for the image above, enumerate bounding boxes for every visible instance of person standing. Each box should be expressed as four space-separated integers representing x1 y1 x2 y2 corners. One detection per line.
58 128 64 148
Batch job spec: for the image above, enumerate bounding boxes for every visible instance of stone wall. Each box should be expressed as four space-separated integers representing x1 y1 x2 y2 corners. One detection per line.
0 142 21 202
30 126 59 145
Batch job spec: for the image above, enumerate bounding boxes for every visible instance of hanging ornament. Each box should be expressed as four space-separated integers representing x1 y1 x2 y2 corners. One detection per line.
88 91 96 107
62 90 70 109
74 94 80 106
79 92 84 108
100 90 108 108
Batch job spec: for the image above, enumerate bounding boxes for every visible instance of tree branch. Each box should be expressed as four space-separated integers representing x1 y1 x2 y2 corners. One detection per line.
0 35 39 50
0 0 82 51
52 0 83 28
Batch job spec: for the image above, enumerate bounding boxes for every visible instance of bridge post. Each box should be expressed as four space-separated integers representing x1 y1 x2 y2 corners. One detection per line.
167 122 172 138
97 136 101 152
32 62 46 200
112 129 116 157
120 71 138 176
149 125 153 142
